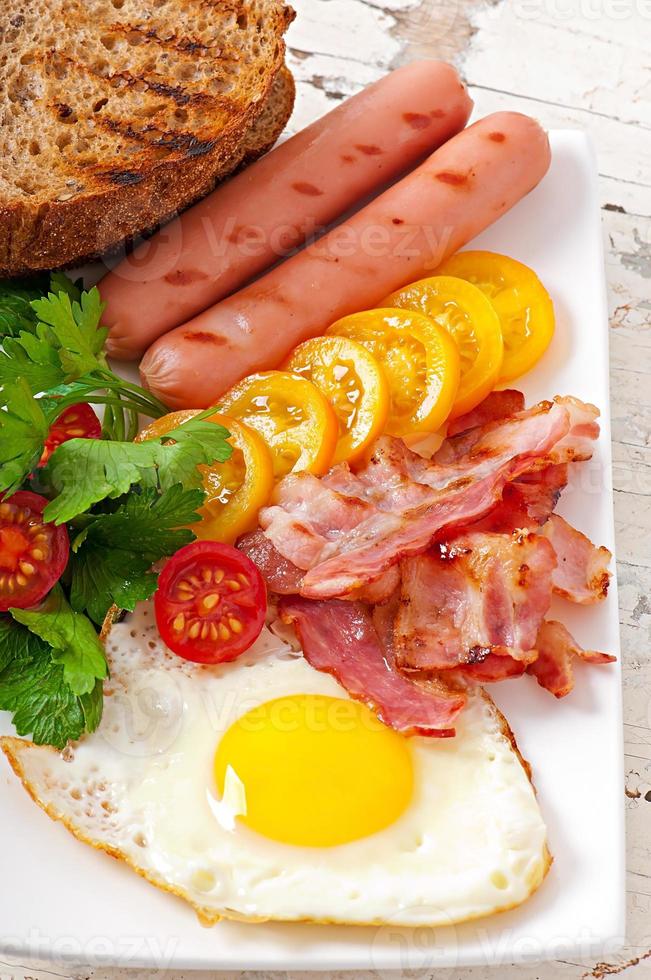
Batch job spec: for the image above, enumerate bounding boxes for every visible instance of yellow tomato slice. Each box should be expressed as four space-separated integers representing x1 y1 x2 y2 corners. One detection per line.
284 335 390 464
219 371 338 478
136 409 200 442
383 276 503 419
435 250 555 383
136 411 275 543
327 308 460 437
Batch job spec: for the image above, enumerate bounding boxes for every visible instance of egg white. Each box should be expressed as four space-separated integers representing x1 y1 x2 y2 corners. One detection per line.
1 600 550 927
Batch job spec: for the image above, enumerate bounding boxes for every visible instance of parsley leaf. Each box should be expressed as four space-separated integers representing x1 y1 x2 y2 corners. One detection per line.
0 378 50 496
0 330 64 393
0 654 86 747
0 273 82 341
0 615 102 748
152 418 234 491
11 587 108 696
71 550 158 627
79 678 104 733
44 439 144 520
30 288 108 379
0 276 49 338
49 272 83 302
43 416 231 524
1 279 169 451
0 616 36 672
0 286 107 401
70 485 201 624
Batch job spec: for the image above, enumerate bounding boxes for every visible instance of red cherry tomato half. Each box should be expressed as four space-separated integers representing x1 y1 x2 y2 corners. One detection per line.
155 541 267 665
39 403 102 467
0 491 69 611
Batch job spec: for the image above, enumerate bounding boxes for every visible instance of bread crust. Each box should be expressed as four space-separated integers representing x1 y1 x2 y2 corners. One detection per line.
237 65 296 165
0 4 295 276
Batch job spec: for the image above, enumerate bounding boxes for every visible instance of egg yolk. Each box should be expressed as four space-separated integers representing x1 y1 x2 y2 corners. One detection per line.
214 694 414 847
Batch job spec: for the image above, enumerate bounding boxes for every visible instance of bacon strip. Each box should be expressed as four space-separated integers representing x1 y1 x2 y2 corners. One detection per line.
261 475 375 571
237 530 303 594
540 514 611 604
237 529 400 602
323 438 436 511
446 389 526 438
394 531 556 670
549 396 600 463
279 597 466 737
509 464 569 525
258 394 613 721
444 388 525 446
261 397 597 600
528 619 616 698
406 398 577 488
441 396 595 469
353 567 401 604
300 403 572 598
469 464 568 534
456 653 528 682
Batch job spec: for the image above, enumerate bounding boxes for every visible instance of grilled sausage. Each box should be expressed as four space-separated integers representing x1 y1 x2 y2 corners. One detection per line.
103 61 473 360
140 112 551 409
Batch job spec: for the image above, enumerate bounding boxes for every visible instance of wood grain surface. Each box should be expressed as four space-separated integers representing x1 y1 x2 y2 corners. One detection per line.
4 0 649 977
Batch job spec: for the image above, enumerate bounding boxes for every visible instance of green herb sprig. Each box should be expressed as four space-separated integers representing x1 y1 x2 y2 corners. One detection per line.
0 274 232 748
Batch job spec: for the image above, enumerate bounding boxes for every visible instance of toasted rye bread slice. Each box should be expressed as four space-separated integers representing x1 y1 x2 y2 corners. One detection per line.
0 0 295 275
237 63 295 165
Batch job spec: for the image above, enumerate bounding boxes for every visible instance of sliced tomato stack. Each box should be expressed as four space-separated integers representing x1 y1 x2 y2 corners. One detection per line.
155 541 266 664
0 491 69 611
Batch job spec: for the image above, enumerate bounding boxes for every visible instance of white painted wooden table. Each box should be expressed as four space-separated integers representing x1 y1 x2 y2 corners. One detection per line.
7 0 649 977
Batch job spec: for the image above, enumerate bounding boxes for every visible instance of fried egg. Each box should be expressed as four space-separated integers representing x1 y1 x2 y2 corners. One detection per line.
1 601 550 927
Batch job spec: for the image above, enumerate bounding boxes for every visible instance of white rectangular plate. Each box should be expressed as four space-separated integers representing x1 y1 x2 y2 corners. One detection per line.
0 130 625 972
